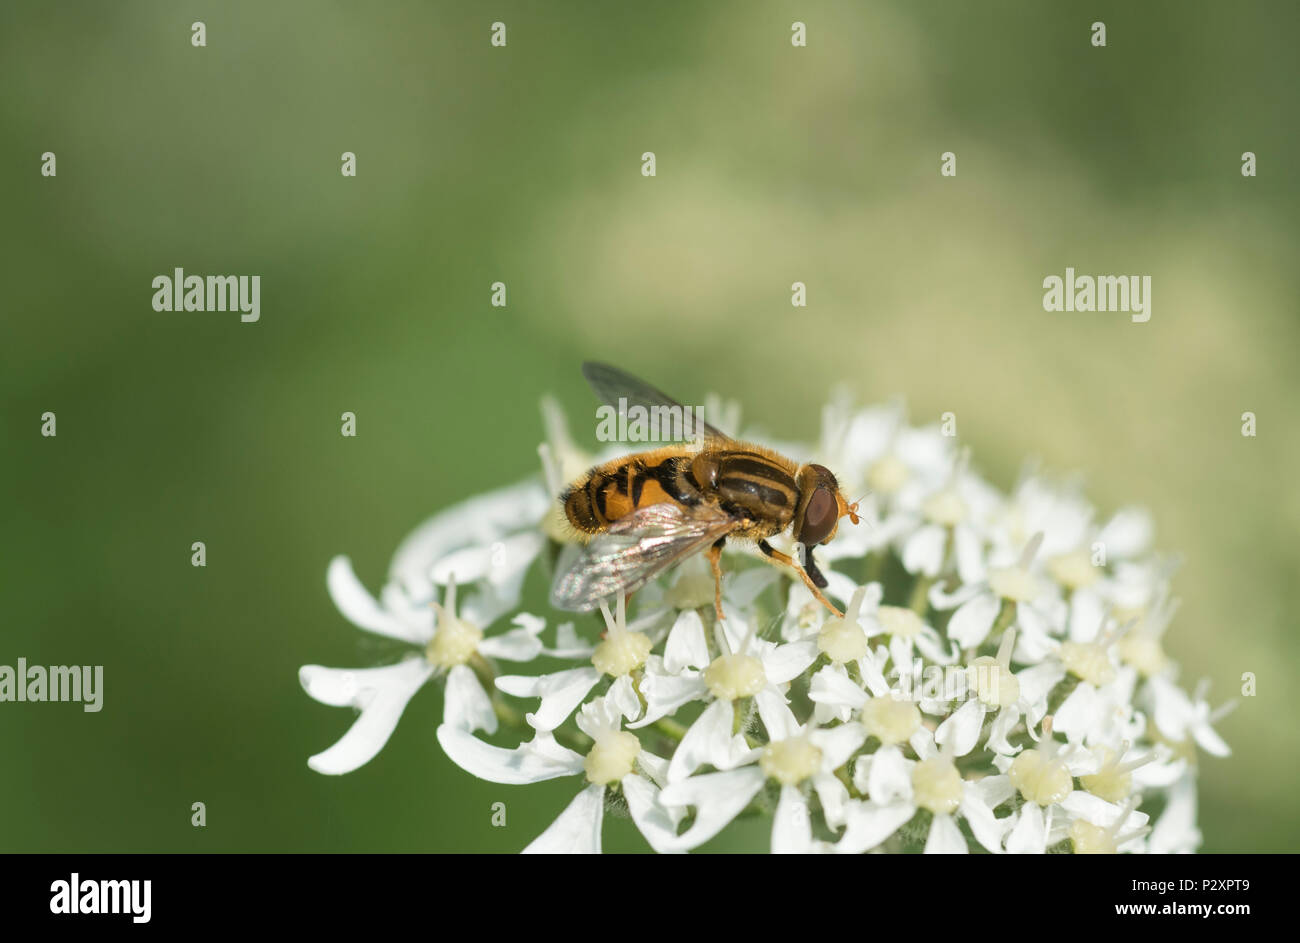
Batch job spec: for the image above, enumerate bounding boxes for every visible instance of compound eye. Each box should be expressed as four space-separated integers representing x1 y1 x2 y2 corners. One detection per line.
799 488 837 546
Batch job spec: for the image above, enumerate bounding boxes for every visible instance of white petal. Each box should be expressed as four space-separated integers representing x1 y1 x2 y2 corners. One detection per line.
924 813 968 854
1013 602 1058 662
458 581 521 630
888 636 916 675
1005 803 1046 854
959 786 1006 853
813 772 850 830
902 524 946 577
388 480 550 593
1017 661 1067 712
496 667 601 732
628 668 709 728
434 726 584 784
928 579 985 611
970 773 1015 810
303 659 433 775
823 570 860 609
522 784 604 854
656 767 766 851
772 785 814 854
727 566 778 607
477 613 545 662
545 621 596 658
622 774 685 854
985 704 1023 756
326 556 430 644
714 615 750 657
866 744 913 803
1060 791 1124 826
431 531 544 588
428 544 496 586
1097 506 1153 558
859 647 893 698
1149 676 1195 743
667 700 756 782
1148 773 1201 854
836 800 915 853
664 610 710 673
635 750 672 788
442 663 497 735
947 592 1000 649
754 687 801 742
762 640 819 685
1053 682 1100 744
811 722 868 771
908 726 939 760
808 664 868 710
953 524 987 586
606 674 644 725
1132 755 1187 789
1068 588 1108 644
1192 720 1231 758
935 699 985 757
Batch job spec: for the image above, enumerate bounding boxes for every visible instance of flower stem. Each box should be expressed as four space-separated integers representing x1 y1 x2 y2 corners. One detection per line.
909 574 933 616
653 717 688 742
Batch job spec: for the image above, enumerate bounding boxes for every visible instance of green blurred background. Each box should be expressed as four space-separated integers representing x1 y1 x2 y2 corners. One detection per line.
2 1 1297 852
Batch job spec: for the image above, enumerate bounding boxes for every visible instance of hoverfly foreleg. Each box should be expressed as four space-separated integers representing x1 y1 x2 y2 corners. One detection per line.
707 537 727 623
757 540 844 619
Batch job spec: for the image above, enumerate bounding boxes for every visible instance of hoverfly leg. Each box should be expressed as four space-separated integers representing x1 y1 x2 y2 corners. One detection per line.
707 537 727 623
757 540 844 619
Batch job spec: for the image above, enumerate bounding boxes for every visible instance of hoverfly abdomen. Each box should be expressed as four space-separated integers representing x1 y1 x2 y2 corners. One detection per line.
563 448 701 534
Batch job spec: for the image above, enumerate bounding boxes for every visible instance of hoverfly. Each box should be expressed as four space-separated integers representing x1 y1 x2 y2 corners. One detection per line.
550 362 861 621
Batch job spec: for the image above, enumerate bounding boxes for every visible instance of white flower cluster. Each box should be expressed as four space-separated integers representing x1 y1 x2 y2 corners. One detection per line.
300 394 1232 853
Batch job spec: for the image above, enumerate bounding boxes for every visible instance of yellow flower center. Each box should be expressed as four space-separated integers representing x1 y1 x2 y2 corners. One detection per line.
911 756 963 815
988 566 1040 602
703 654 766 700
818 617 869 664
1009 748 1073 806
1069 820 1117 855
1117 634 1168 678
861 696 921 745
1080 747 1132 803
584 730 642 785
967 655 1020 708
1059 641 1116 687
760 737 823 786
867 454 908 495
591 630 653 677
1046 549 1100 589
923 489 968 526
877 605 925 638
426 614 483 668
664 560 717 611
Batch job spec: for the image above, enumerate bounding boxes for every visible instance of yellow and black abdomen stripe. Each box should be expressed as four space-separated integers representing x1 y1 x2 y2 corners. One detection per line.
562 447 700 533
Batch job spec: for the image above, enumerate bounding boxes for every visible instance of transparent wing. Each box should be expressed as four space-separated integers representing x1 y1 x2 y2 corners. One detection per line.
581 361 734 443
550 502 738 612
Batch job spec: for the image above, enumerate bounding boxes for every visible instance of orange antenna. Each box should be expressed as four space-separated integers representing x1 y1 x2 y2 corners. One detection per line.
844 492 869 526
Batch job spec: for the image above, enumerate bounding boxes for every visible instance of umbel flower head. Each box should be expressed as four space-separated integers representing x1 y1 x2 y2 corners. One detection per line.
300 392 1229 853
